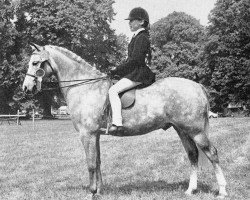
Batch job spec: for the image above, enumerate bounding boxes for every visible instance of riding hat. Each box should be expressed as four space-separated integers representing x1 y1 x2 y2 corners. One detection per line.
125 7 149 23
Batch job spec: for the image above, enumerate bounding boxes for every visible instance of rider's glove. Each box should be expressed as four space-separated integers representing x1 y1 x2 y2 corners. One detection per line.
110 66 117 75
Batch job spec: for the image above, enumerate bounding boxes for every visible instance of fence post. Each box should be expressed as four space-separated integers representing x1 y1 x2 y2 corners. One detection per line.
32 109 35 130
17 110 20 125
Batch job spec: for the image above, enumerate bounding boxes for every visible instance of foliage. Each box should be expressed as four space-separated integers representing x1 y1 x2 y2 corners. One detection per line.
204 0 250 111
0 53 30 113
0 0 128 114
150 12 205 80
0 0 16 63
0 0 27 113
16 0 117 70
1 0 249 113
111 33 129 66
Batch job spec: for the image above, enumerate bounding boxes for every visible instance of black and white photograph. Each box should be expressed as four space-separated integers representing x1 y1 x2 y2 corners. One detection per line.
0 0 249 199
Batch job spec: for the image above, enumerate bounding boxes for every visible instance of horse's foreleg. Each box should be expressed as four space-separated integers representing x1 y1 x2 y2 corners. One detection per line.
96 134 103 195
193 134 227 198
81 132 102 196
174 127 198 195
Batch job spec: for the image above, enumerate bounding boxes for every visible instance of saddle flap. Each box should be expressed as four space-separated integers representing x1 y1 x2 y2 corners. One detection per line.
120 89 135 109
112 79 136 109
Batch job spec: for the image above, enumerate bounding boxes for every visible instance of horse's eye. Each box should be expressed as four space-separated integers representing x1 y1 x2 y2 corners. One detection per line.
33 61 39 66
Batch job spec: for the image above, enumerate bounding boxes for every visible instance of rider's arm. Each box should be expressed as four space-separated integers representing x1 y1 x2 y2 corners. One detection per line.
115 34 149 76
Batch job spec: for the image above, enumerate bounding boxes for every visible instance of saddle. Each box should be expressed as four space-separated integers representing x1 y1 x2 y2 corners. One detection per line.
120 89 136 109
101 80 146 135
112 80 136 109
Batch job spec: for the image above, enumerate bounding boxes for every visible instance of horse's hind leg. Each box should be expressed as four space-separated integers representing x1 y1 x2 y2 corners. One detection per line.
174 126 199 195
193 133 227 198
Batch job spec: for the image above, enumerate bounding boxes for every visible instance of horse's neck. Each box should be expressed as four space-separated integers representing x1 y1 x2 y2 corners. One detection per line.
48 47 102 82
53 55 100 81
48 47 109 98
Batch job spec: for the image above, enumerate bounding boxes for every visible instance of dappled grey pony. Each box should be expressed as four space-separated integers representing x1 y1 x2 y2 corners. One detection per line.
23 44 227 199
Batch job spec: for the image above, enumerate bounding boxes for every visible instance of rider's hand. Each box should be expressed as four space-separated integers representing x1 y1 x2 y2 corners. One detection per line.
109 66 118 76
108 66 120 79
110 66 117 72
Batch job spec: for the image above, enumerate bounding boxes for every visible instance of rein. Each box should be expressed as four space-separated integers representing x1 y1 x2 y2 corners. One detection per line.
42 77 109 91
25 58 109 91
26 50 109 90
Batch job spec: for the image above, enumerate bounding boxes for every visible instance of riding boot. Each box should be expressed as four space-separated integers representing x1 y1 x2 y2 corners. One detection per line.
109 124 125 135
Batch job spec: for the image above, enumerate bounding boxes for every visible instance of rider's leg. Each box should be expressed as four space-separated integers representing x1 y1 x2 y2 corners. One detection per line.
108 78 141 127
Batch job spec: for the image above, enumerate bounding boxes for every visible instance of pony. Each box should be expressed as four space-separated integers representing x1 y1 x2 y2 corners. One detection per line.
22 44 227 199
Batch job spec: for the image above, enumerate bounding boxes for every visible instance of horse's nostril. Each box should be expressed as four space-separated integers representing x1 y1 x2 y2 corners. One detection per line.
32 86 37 94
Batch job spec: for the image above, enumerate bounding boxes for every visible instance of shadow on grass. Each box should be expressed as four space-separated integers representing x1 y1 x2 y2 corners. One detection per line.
59 180 214 195
103 180 213 195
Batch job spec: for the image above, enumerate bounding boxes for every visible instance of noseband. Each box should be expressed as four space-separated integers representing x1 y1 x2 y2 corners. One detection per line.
25 57 55 92
26 60 54 79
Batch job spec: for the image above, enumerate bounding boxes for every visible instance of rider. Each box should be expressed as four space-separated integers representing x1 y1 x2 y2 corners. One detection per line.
109 7 155 134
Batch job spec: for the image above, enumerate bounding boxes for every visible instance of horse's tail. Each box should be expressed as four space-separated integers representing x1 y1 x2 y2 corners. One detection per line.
200 84 210 126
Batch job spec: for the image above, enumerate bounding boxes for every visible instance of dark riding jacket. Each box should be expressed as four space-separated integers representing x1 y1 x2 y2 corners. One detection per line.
115 30 155 85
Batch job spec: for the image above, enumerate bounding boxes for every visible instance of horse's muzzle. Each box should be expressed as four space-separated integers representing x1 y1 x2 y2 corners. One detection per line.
23 86 28 93
23 85 37 95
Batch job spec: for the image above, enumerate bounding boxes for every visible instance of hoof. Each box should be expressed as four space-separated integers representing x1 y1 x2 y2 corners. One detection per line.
217 192 228 199
217 188 228 199
185 189 193 196
84 194 94 200
217 194 226 199
93 194 102 200
185 187 198 196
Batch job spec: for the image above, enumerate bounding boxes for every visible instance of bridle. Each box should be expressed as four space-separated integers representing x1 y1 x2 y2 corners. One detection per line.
25 54 108 92
25 55 56 92
26 49 55 79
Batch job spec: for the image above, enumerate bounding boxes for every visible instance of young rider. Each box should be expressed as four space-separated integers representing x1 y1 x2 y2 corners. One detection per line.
109 7 155 134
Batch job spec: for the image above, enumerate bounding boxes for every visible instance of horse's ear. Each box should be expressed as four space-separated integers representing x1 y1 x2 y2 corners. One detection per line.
30 43 42 52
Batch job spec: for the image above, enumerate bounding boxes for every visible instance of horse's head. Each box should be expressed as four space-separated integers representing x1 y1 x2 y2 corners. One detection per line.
22 43 54 93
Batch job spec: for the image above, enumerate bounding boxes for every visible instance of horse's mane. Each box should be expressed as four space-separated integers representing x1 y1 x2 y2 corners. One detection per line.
48 45 99 71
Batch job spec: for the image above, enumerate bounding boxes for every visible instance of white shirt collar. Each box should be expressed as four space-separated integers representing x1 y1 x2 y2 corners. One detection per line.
133 28 145 38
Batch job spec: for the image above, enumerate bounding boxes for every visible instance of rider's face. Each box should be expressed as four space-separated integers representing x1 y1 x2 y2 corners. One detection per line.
129 19 144 32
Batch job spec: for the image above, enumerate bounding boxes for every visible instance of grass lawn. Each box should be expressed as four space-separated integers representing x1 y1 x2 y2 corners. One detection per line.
0 117 249 200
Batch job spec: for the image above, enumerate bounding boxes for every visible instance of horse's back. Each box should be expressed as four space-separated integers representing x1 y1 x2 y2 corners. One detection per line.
122 77 209 134
137 77 207 103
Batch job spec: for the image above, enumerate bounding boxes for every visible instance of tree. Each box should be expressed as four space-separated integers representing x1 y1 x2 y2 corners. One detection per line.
108 33 129 67
150 12 205 80
0 0 15 63
16 0 117 69
0 0 131 115
0 0 25 114
204 0 250 111
8 0 120 116
0 55 29 112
